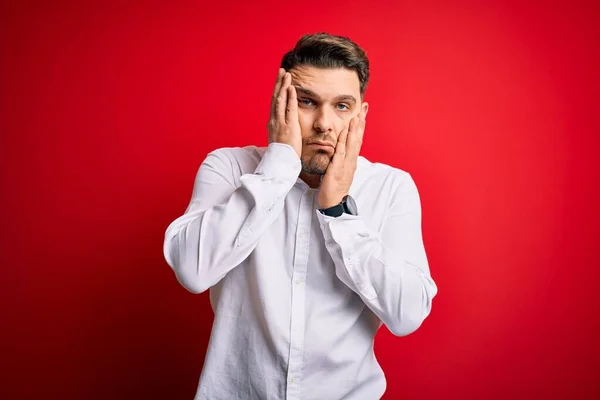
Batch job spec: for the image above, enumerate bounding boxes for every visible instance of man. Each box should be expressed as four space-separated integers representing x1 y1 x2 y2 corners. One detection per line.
164 32 438 400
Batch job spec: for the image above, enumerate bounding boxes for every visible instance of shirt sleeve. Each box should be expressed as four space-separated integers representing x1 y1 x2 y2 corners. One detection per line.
164 143 301 294
315 171 438 336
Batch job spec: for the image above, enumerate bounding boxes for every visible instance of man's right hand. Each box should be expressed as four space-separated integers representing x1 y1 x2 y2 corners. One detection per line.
267 68 302 159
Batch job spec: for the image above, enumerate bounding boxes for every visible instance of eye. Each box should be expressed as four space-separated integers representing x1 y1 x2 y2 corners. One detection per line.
298 98 314 106
337 103 350 111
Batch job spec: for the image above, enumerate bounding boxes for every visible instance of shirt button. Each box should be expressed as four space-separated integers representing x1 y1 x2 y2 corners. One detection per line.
290 376 298 383
295 278 305 285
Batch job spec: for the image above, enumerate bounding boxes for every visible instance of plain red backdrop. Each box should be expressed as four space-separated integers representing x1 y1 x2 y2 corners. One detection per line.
1 1 599 399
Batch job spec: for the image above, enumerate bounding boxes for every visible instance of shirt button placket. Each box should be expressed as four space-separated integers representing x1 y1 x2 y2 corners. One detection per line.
285 189 314 399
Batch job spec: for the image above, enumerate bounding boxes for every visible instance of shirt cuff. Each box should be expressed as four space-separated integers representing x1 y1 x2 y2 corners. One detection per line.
315 211 367 241
254 143 301 182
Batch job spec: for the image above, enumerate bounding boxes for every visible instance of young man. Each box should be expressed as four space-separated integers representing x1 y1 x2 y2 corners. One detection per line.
164 32 438 400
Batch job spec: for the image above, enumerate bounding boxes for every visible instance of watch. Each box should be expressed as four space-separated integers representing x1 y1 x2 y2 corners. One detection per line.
318 195 358 217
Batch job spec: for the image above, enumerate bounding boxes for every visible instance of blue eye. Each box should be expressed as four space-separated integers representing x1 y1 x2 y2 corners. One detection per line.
337 104 350 110
299 98 313 106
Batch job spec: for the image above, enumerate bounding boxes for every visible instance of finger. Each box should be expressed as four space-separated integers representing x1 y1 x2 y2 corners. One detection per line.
345 117 356 154
276 73 291 122
346 116 364 160
285 85 298 125
335 126 349 160
270 68 285 116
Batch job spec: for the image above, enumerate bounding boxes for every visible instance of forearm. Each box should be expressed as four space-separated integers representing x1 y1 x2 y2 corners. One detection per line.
316 173 437 336
164 143 300 293
318 212 437 335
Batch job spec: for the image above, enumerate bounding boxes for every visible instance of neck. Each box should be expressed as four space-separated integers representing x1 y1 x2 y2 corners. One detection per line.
299 171 322 189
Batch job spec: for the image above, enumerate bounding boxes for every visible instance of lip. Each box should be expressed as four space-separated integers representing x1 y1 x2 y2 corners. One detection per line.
309 142 335 150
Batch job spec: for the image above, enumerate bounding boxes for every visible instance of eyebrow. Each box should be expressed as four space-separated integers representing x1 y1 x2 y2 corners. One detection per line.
294 86 357 104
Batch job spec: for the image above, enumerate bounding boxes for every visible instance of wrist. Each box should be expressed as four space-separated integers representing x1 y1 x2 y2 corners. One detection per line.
318 195 358 217
318 195 346 209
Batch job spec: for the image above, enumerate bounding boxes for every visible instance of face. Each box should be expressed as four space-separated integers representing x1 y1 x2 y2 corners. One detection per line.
289 65 369 175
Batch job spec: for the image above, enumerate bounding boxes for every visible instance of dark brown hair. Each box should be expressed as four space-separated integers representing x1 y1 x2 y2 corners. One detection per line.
280 32 370 97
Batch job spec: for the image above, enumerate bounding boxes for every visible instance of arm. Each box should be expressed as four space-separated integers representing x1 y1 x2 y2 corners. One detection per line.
164 68 302 294
163 143 300 294
316 172 438 336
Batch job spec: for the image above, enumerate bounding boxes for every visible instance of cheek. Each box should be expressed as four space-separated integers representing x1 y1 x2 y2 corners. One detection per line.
335 114 352 133
298 111 313 137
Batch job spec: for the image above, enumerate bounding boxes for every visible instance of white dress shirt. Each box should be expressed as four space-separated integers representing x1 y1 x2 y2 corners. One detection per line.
164 143 438 400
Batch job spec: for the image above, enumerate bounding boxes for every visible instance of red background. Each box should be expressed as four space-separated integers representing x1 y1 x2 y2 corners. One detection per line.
1 1 599 399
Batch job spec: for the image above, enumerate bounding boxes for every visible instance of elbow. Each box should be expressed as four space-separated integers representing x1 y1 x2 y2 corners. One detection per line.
174 270 209 294
388 284 437 337
164 232 209 295
387 311 427 337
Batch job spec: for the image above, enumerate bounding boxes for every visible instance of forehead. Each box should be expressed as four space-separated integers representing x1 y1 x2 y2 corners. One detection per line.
289 65 361 99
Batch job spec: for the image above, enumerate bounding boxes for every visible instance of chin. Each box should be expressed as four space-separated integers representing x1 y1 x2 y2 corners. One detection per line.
301 152 330 175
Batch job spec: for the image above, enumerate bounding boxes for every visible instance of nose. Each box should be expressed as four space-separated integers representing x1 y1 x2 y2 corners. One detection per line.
313 106 334 134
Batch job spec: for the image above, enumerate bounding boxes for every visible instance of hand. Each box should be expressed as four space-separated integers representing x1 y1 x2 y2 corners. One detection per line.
318 107 368 209
267 68 302 158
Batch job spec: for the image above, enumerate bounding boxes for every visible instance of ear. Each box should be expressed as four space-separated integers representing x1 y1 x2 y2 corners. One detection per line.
361 101 369 118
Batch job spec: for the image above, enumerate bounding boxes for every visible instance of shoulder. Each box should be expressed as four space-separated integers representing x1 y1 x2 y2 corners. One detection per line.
355 156 423 220
207 145 265 162
203 145 268 181
355 154 415 191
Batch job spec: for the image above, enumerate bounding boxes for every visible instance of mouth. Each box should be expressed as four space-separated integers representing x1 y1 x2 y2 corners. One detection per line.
308 142 335 151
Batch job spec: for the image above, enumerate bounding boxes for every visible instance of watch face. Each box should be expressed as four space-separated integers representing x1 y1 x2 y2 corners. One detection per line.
344 195 358 215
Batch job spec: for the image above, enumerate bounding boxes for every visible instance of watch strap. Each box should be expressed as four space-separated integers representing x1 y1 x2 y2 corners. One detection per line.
318 202 345 217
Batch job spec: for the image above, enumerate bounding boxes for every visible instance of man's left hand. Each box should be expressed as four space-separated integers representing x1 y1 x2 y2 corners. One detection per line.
318 108 367 209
